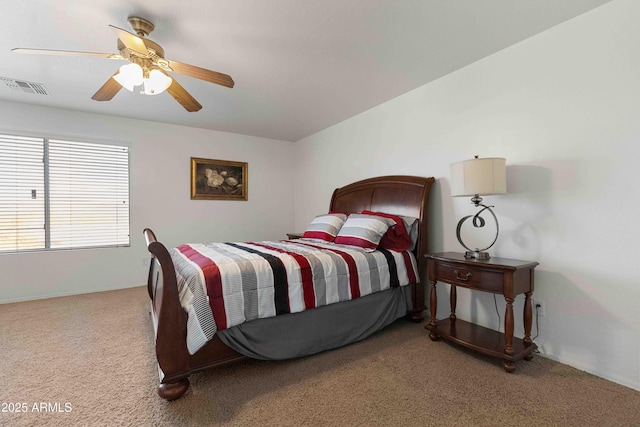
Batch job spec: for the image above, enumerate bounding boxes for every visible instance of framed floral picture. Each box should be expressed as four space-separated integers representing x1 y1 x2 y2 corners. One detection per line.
190 157 248 200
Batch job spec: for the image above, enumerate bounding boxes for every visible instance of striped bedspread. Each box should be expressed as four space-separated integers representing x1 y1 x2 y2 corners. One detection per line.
170 239 419 355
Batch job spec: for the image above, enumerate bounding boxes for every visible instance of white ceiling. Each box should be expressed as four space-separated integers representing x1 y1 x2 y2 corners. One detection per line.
1 0 612 142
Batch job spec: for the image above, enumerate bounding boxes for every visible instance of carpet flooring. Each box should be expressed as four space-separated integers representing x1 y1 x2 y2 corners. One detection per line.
0 286 638 426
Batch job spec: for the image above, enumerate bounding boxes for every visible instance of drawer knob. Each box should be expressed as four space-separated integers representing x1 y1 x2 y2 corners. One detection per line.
454 269 472 281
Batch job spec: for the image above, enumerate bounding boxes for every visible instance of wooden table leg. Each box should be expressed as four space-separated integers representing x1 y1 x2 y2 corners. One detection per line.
523 291 534 360
504 296 514 355
428 280 439 341
503 296 515 372
449 284 457 321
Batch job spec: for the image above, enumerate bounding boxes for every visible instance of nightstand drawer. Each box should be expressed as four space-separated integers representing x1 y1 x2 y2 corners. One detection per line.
435 262 503 293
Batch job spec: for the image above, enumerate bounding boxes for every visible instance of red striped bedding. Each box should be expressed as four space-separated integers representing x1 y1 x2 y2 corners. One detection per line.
170 239 419 354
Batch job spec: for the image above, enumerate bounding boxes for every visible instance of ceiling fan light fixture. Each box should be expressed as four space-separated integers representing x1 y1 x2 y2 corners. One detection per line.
16 16 232 110
142 69 172 95
113 63 143 91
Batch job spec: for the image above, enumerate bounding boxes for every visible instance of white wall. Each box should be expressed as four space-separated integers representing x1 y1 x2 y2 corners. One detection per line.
294 0 639 391
0 102 294 303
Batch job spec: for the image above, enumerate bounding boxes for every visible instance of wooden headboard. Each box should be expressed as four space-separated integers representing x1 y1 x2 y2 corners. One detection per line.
330 175 435 319
330 175 435 258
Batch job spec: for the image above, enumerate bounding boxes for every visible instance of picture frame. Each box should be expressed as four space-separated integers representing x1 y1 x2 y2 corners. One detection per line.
190 157 248 200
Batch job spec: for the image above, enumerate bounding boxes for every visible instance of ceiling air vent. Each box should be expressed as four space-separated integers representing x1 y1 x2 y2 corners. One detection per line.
1 77 49 95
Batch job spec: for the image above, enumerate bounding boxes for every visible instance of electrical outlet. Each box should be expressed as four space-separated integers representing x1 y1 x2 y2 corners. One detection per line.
533 298 546 317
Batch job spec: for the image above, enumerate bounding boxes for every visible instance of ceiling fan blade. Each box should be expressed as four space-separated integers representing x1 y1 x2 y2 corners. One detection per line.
166 78 202 112
12 48 123 60
91 72 123 101
167 59 234 88
109 25 148 57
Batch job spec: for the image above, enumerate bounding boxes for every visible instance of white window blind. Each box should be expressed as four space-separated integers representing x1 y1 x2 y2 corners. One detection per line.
0 134 130 253
0 135 45 251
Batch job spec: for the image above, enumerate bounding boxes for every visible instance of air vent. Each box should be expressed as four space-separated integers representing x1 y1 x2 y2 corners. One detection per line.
1 77 49 95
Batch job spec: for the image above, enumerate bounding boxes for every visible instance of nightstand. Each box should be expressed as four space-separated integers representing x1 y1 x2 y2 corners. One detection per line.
286 232 304 239
425 252 539 372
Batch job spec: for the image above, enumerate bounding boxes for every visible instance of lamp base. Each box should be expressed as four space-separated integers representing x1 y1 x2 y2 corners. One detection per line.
464 250 491 260
456 202 499 261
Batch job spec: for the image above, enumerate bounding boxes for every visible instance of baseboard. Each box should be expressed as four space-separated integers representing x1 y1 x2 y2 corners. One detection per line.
0 283 145 305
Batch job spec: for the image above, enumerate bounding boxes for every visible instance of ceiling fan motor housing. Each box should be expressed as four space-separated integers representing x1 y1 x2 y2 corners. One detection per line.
128 17 154 37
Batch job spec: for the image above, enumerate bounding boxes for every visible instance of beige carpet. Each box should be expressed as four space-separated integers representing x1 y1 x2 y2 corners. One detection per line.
0 286 638 427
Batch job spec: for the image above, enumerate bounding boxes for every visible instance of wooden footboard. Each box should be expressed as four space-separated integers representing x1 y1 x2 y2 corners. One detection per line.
144 228 246 400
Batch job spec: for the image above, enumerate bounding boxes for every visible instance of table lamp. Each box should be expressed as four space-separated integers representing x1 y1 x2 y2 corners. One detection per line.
450 156 506 259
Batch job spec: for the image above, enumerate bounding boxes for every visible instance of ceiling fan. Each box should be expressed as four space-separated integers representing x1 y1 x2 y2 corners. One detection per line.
12 16 234 112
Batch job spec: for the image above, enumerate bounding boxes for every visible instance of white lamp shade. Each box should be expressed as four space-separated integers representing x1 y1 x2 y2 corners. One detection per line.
450 157 507 197
113 63 143 91
142 69 172 95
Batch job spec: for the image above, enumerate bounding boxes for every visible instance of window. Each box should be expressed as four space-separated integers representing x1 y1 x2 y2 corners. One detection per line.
0 134 130 252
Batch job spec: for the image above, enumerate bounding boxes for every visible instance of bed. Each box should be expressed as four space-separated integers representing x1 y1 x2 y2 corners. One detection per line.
144 175 435 400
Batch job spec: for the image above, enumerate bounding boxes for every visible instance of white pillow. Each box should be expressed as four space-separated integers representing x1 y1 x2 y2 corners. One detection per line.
334 214 395 250
302 213 347 242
